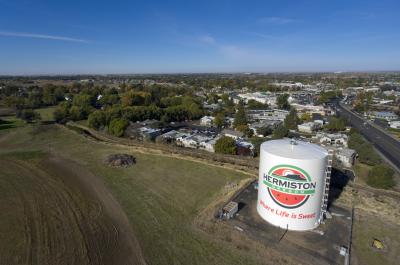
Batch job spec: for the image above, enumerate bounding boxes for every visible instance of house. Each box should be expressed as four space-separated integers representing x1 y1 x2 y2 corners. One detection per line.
138 127 162 141
236 140 254 156
231 95 242 104
199 137 219 153
374 111 399 121
298 122 318 133
203 103 220 111
176 132 194 147
177 133 216 151
224 117 235 127
157 130 179 143
249 120 281 136
335 148 357 167
200 116 215 126
389 120 400 129
222 129 244 140
125 118 163 139
315 133 349 147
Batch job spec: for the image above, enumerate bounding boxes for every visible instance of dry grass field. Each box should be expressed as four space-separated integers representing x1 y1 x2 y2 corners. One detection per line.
2 121 399 265
0 123 261 265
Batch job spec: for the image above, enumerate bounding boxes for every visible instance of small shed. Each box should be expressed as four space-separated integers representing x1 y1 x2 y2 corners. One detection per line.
222 201 239 220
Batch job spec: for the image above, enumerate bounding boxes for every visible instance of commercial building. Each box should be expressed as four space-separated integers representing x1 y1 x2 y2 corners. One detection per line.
374 111 399 121
247 109 289 122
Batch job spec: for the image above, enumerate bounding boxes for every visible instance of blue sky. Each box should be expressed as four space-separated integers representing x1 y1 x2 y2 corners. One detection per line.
0 0 399 74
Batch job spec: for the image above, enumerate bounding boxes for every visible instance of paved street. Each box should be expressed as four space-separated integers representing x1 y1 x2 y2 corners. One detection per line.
336 102 400 172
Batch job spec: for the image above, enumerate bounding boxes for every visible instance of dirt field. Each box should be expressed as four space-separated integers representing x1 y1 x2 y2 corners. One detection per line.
0 153 146 265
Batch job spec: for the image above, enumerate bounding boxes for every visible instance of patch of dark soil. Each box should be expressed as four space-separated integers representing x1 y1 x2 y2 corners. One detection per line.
105 154 136 168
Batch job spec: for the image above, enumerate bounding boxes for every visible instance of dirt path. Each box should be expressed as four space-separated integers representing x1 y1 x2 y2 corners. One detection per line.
0 157 147 265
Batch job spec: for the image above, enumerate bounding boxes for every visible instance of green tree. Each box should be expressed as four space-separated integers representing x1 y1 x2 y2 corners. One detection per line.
207 93 219 104
349 133 381 166
72 94 94 107
367 165 395 189
233 103 247 128
17 109 41 122
213 113 225 128
236 124 253 138
54 103 70 123
108 118 129 137
247 99 268 110
215 136 237 155
325 117 347 132
272 125 289 139
317 90 342 104
256 126 273 137
221 94 234 107
88 111 107 130
300 113 312 122
277 93 290 110
284 108 300 130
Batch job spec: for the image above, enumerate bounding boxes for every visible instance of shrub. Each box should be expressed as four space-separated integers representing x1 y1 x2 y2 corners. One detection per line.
88 110 107 130
272 125 289 139
349 133 381 166
17 109 41 122
108 118 129 137
215 136 237 155
367 165 395 189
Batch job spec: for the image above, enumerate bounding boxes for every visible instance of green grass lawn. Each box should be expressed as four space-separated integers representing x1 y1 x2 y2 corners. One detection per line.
35 106 57 122
0 124 260 265
387 128 400 139
0 117 24 131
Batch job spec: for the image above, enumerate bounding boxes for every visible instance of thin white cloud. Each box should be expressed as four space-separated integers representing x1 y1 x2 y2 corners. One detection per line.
247 32 277 39
258 16 297 25
219 45 250 60
198 35 216 45
0 31 89 43
195 34 251 61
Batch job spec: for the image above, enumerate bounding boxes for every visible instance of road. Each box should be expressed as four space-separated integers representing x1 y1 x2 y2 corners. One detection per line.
336 102 400 173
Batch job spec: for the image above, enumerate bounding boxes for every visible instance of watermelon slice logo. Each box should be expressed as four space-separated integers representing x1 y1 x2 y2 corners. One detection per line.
263 164 316 209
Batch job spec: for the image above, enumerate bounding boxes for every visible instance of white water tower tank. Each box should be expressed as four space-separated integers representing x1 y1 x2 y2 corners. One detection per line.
257 139 328 231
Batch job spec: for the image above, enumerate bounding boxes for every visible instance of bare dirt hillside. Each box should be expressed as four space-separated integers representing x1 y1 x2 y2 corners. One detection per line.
0 155 146 265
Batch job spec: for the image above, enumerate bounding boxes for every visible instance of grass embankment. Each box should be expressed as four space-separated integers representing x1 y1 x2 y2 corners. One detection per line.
354 163 371 185
0 124 260 265
387 128 400 139
352 211 400 265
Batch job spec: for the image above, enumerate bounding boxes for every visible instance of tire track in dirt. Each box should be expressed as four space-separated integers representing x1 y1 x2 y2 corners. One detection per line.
0 157 146 265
